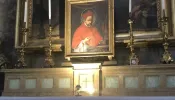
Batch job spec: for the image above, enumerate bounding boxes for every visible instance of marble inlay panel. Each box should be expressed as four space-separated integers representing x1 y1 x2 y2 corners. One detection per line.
146 76 160 88
59 78 70 88
167 76 175 88
25 79 36 89
125 76 138 88
105 76 118 88
9 79 20 89
41 78 53 89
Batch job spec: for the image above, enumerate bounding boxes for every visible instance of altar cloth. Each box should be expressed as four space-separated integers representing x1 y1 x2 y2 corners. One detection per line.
1 97 175 100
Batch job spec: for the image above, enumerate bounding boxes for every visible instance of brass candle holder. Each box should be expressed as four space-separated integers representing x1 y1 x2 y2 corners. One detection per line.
160 12 173 64
44 25 55 68
127 18 139 65
15 28 28 68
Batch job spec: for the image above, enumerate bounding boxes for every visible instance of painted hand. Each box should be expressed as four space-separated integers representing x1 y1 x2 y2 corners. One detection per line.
83 37 90 44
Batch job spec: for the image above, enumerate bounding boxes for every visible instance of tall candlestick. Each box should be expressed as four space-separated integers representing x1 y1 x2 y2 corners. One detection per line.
162 0 165 10
129 0 132 13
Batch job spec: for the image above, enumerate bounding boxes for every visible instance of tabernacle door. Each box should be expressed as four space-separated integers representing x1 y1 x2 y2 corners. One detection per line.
73 63 101 96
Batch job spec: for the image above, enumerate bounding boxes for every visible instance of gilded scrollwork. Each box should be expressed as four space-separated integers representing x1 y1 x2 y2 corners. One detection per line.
28 0 33 38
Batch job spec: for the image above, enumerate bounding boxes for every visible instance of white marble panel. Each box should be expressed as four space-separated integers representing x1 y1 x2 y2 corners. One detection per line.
105 76 118 88
9 79 20 89
59 78 70 88
41 78 53 88
125 76 138 88
25 79 36 89
146 76 160 88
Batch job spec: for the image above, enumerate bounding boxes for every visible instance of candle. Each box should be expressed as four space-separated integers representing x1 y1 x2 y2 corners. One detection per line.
24 0 28 43
129 0 132 13
49 0 51 19
162 0 165 10
24 0 28 28
24 1 27 23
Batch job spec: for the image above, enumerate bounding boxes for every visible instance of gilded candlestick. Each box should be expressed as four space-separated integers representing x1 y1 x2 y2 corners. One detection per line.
160 12 173 64
127 19 139 65
15 28 28 68
44 25 55 68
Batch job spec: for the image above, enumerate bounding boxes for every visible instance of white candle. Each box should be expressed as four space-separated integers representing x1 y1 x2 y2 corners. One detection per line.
162 0 165 10
24 0 28 43
48 0 51 19
129 0 132 13
24 1 27 23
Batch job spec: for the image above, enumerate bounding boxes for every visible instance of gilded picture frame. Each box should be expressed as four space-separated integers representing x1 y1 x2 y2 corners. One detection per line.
65 0 114 58
15 0 63 51
115 0 172 42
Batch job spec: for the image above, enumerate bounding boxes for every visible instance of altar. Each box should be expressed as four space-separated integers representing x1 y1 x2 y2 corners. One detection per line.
1 64 175 96
1 0 175 97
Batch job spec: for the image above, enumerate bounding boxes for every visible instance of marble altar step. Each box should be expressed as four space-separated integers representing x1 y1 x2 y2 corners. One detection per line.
1 97 175 100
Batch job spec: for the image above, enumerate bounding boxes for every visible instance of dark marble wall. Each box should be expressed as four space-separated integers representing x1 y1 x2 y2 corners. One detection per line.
0 0 16 95
116 46 164 65
0 0 17 67
24 51 66 68
116 43 175 65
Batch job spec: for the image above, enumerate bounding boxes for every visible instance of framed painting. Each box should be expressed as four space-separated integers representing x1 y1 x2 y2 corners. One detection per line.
115 0 172 41
65 0 114 58
15 0 63 51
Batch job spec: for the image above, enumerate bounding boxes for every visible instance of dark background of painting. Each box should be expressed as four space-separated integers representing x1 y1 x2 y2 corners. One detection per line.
71 0 108 44
114 0 158 33
114 0 129 33
32 0 61 38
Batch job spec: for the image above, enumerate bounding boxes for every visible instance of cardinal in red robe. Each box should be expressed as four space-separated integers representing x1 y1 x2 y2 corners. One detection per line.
72 10 103 52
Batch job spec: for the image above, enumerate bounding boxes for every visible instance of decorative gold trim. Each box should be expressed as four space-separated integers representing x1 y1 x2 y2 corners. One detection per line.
65 0 114 58
157 0 161 28
28 0 33 38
